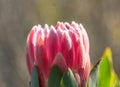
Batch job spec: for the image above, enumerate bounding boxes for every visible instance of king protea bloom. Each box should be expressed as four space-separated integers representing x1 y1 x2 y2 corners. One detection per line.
26 21 90 87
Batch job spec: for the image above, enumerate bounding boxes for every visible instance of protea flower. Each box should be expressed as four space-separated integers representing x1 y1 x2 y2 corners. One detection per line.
26 21 90 87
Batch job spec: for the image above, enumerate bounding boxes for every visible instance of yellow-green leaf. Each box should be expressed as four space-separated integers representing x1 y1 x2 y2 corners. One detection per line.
88 47 119 87
98 56 111 87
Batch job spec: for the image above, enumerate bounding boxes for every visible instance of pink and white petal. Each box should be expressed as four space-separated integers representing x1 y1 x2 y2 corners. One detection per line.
45 26 59 67
69 30 79 69
35 28 49 79
26 27 37 74
59 29 74 68
64 22 71 29
79 24 89 53
26 48 33 74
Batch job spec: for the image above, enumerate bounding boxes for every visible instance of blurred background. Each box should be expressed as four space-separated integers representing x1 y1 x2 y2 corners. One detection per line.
0 0 120 87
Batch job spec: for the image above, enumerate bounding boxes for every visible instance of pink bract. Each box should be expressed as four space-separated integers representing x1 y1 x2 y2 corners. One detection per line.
26 21 90 87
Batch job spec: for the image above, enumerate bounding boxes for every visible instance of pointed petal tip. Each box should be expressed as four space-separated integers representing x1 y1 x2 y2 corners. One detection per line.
53 52 67 73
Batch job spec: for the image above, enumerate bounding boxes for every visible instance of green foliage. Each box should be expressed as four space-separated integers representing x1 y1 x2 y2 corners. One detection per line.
48 65 62 87
88 61 99 87
62 68 77 87
30 64 39 87
98 55 111 87
30 65 77 87
48 66 77 87
88 48 119 87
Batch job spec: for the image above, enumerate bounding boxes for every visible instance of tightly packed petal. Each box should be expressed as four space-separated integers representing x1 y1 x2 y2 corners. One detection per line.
26 21 90 87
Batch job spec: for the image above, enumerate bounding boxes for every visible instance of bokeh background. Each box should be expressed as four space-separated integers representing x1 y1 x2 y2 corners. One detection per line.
0 0 120 87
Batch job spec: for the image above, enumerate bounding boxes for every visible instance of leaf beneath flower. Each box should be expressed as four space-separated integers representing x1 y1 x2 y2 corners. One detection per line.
48 65 62 87
30 64 39 87
62 68 77 87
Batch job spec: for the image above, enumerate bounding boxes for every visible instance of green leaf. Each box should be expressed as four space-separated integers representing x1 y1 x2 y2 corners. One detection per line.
62 68 77 87
30 64 39 87
88 60 100 87
88 48 119 87
48 65 62 87
110 71 119 87
104 48 119 87
98 56 111 87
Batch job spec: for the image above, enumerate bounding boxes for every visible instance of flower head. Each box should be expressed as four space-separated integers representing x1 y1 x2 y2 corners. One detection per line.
26 21 90 87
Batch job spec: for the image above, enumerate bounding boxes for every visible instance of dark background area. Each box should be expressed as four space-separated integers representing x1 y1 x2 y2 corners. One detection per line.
0 0 120 87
